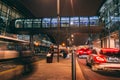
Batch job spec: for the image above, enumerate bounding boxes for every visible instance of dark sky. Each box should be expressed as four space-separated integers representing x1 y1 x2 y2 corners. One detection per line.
20 0 105 17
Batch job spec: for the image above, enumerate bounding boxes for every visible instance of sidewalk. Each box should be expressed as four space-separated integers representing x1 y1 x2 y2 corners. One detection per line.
20 56 85 80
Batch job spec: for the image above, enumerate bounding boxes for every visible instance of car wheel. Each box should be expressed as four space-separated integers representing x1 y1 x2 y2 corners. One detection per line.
91 64 98 71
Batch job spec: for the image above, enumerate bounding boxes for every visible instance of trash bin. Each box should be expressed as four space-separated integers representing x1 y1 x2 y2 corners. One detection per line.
46 53 52 63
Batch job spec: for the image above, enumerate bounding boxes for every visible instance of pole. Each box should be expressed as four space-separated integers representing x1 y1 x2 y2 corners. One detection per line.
57 0 60 62
72 50 76 80
108 28 110 48
30 34 34 55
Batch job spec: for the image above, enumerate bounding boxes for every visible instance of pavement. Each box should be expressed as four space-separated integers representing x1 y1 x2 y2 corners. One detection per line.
19 55 85 80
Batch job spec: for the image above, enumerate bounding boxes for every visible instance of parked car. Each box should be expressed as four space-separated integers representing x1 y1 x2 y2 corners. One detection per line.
86 48 120 71
76 48 92 58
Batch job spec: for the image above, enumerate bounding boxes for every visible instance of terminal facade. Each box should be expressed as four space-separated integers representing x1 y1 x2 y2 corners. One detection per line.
0 0 119 49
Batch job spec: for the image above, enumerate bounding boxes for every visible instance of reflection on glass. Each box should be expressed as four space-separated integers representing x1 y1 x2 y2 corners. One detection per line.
42 18 51 28
14 16 99 29
61 17 69 27
90 16 99 26
80 17 89 26
17 35 30 41
2 4 7 13
24 19 32 28
70 17 79 27
111 16 120 27
33 19 41 28
51 18 57 27
15 19 23 28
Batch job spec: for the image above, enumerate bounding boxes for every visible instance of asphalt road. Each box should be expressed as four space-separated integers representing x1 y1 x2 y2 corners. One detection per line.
77 58 120 80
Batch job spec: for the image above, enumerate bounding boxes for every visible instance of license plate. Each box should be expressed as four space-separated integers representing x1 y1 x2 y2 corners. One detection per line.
107 57 120 62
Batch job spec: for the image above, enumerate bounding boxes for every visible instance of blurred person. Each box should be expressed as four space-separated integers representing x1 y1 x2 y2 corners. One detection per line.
48 44 54 59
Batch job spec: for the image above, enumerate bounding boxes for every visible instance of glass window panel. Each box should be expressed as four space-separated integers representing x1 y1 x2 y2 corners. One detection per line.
11 11 16 18
80 17 89 26
90 16 99 26
1 12 7 23
15 12 19 18
33 19 41 28
2 4 7 13
15 14 20 18
8 7 12 17
17 35 30 41
111 16 120 27
70 17 79 27
51 18 57 27
15 19 23 28
61 17 69 27
24 19 32 28
1 11 6 17
42 18 51 28
0 1 2 10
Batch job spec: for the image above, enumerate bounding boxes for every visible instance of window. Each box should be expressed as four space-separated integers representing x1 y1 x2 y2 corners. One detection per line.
24 19 32 28
80 17 89 26
90 16 99 26
11 11 16 18
70 17 79 27
2 4 7 13
61 17 69 27
51 18 57 27
42 18 51 28
33 19 41 28
15 19 23 28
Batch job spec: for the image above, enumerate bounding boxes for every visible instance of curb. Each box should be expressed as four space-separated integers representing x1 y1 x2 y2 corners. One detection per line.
76 59 86 80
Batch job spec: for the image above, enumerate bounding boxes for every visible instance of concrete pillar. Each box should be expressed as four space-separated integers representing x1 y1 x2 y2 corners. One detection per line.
103 38 107 48
110 38 115 48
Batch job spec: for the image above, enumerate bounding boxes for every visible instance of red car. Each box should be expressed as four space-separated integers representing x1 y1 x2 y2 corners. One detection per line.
76 48 92 58
86 48 120 71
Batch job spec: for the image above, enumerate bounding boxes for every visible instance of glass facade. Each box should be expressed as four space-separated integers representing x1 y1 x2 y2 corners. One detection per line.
0 1 24 34
0 1 24 23
99 0 120 48
99 0 120 29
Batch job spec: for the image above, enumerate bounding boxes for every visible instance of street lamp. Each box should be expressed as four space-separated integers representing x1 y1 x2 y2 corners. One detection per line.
70 34 76 80
57 0 60 62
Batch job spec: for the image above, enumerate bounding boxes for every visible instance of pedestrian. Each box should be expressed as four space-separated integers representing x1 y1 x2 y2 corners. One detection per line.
49 44 54 59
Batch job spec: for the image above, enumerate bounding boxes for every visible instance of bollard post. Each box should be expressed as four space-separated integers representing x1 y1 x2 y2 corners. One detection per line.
72 50 76 80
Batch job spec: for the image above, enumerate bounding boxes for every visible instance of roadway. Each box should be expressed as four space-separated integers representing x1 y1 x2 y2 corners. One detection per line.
77 58 120 80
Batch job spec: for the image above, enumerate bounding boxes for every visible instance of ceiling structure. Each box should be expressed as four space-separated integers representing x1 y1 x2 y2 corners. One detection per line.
19 0 106 17
3 0 106 46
